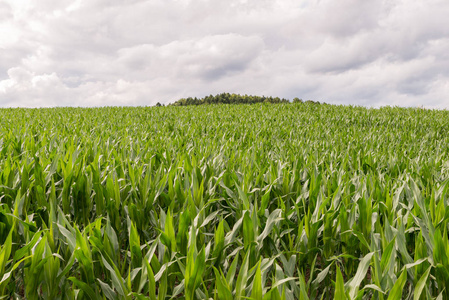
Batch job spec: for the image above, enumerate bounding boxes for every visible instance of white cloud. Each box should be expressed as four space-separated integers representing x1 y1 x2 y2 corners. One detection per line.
0 0 449 108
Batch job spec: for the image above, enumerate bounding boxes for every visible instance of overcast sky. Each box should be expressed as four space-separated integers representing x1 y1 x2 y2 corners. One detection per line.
1 0 449 108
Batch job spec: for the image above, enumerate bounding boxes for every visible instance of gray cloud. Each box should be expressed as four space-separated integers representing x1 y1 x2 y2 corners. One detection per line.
0 2 12 21
1 0 449 108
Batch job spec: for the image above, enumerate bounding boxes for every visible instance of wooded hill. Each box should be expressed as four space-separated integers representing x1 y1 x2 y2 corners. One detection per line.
168 92 321 106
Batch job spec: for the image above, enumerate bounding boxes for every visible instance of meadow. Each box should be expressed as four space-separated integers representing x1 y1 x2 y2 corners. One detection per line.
0 103 449 299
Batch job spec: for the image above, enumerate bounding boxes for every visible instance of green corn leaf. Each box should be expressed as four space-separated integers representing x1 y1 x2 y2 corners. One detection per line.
68 277 98 300
348 252 374 299
129 221 142 268
164 209 176 253
98 279 118 300
235 250 251 299
380 237 396 273
226 253 239 288
387 269 407 300
185 245 206 300
414 266 431 300
334 267 347 300
298 271 309 300
243 211 255 251
250 261 263 300
213 267 233 300
101 255 127 297
143 258 156 300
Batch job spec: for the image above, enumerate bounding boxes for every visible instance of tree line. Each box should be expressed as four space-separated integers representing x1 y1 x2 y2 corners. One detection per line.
163 93 321 106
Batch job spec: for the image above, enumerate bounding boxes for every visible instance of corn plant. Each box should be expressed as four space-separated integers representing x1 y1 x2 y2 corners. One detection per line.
0 103 448 298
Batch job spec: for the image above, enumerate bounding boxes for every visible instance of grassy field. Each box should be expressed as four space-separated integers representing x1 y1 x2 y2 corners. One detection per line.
0 103 449 299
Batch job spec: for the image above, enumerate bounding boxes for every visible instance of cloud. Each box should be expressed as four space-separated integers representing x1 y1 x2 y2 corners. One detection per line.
1 0 449 108
0 2 13 21
116 34 263 80
0 65 170 107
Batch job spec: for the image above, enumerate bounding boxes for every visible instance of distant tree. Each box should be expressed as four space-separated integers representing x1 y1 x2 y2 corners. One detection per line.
169 93 322 106
306 100 320 104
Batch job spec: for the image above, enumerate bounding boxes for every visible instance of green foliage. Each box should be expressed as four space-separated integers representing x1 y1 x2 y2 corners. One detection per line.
0 103 448 298
170 92 314 106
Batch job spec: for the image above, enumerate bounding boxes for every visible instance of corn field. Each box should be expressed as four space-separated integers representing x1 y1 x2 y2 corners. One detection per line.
0 103 449 299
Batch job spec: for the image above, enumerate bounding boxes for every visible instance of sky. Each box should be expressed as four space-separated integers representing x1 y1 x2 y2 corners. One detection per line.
1 0 449 108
